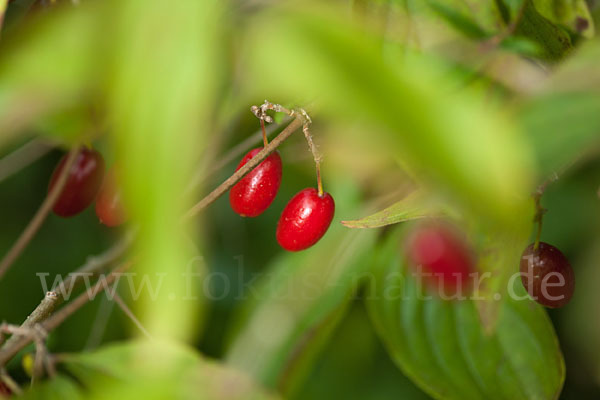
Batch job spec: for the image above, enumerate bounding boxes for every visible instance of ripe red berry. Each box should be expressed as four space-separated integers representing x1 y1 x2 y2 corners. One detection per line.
276 187 335 251
406 222 474 293
520 242 574 308
95 167 127 227
229 148 282 217
48 148 105 218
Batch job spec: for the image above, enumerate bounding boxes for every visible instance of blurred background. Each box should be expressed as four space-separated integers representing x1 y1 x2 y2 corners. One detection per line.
0 0 599 399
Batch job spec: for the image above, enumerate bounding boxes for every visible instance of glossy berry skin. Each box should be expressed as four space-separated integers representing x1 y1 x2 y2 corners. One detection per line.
229 148 282 217
48 148 105 218
407 222 474 292
276 188 335 251
95 167 127 227
520 242 574 308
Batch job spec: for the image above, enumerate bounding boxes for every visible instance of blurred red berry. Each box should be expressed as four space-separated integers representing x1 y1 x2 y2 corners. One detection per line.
48 148 105 218
95 167 127 227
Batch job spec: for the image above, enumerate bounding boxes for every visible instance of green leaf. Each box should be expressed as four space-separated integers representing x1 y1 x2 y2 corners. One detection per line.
52 340 280 400
518 91 600 181
105 0 224 342
426 1 490 39
293 301 431 400
365 228 565 400
21 376 84 400
241 4 533 230
532 0 595 38
341 190 452 229
225 180 377 397
508 0 573 61
0 3 104 149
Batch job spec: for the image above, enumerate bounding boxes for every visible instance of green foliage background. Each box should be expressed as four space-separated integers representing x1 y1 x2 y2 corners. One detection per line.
0 0 599 399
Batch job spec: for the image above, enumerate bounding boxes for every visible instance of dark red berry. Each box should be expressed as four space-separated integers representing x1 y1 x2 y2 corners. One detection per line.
520 242 574 308
95 167 127 227
0 381 10 397
229 148 282 217
48 148 105 218
406 222 474 293
276 187 335 251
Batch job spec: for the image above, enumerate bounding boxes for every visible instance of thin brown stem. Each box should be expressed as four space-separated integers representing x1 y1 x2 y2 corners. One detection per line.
301 122 323 195
261 119 268 147
252 100 323 194
112 293 152 339
0 138 53 183
0 367 22 396
184 117 290 195
0 234 131 353
480 0 527 52
184 118 303 219
0 145 81 280
0 262 131 366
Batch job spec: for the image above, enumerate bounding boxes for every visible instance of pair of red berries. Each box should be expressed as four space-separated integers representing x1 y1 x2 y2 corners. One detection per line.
229 148 335 251
406 222 574 307
48 148 126 227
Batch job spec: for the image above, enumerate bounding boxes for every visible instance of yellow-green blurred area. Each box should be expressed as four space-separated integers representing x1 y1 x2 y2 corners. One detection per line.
0 0 599 399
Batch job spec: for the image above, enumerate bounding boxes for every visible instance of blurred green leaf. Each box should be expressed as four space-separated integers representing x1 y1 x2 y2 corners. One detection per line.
241 4 533 230
293 301 431 400
0 3 103 149
518 92 600 181
55 340 280 400
341 190 451 229
532 0 594 37
426 1 489 39
225 181 377 397
507 0 573 61
106 0 224 342
365 228 565 400
21 375 84 400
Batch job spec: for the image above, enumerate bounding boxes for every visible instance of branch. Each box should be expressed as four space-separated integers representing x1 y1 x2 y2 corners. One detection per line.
112 293 152 339
184 117 303 219
0 102 309 366
0 145 81 280
0 234 131 352
0 262 131 366
184 116 291 195
0 138 53 184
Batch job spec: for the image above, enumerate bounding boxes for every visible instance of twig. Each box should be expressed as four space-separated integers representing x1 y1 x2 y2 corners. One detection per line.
480 0 527 52
252 100 323 194
0 101 310 367
0 234 131 352
0 138 53 183
0 145 81 280
184 116 290 194
0 262 131 366
112 293 152 339
84 295 115 350
184 117 303 219
0 367 22 396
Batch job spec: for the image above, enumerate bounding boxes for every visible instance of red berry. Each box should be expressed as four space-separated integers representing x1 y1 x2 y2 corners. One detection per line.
406 222 474 293
0 381 10 397
48 148 105 218
276 187 335 251
95 167 127 227
229 148 282 217
520 242 574 308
